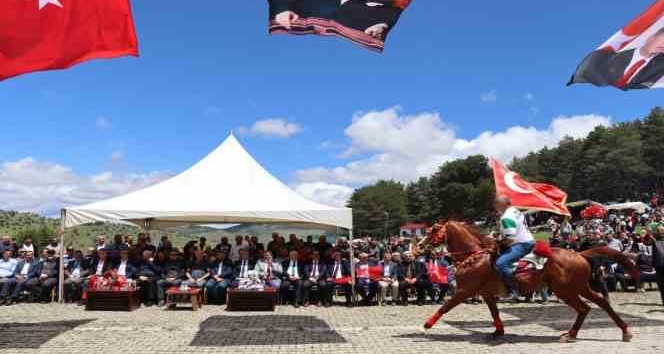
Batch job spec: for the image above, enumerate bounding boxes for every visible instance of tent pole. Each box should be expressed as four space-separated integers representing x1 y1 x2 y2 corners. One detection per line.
58 209 66 304
349 228 355 303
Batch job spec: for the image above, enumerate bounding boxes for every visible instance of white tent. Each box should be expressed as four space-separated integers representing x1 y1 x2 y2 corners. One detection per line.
605 202 650 214
58 133 353 302
62 133 352 230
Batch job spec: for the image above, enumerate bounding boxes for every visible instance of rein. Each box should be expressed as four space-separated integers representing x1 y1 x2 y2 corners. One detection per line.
447 248 489 267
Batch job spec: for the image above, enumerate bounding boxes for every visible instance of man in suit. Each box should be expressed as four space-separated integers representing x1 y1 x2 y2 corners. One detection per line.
570 27 664 90
326 251 353 306
255 251 283 289
205 251 234 304
303 250 328 306
282 250 305 307
136 250 161 306
89 248 112 278
232 247 255 282
64 250 89 303
269 0 340 29
113 247 137 280
34 249 59 303
377 251 399 305
157 250 184 307
4 251 41 305
399 251 430 306
653 225 664 306
0 249 18 305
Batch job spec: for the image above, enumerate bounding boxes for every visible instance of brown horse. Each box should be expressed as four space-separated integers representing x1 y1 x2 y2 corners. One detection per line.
416 220 639 342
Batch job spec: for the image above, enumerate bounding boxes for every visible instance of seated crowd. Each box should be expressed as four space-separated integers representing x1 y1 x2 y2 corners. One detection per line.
0 232 456 308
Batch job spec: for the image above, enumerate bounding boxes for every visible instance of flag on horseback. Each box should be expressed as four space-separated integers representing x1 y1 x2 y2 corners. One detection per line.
489 158 571 216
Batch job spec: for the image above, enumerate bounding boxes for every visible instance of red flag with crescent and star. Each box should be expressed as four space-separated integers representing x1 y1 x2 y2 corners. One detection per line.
0 0 139 81
489 158 571 216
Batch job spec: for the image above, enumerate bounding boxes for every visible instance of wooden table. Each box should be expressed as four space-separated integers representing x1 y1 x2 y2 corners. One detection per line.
86 289 141 311
166 287 203 311
226 288 277 312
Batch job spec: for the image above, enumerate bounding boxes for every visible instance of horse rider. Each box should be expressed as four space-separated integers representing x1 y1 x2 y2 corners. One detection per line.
494 195 536 302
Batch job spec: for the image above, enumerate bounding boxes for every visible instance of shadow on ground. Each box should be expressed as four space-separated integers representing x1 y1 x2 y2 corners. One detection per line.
438 305 664 332
190 315 346 347
395 331 618 346
0 319 95 349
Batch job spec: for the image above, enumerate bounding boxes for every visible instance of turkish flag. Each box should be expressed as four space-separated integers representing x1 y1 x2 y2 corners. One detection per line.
0 0 138 81
489 158 570 216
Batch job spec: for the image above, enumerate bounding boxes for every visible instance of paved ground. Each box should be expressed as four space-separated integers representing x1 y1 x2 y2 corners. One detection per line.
0 291 663 354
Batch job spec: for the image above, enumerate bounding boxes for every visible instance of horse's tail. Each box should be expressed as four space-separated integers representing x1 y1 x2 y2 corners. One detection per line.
580 246 640 282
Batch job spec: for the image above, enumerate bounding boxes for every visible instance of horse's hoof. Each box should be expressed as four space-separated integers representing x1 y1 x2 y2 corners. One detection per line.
491 330 505 339
423 323 433 330
622 331 633 342
559 333 577 343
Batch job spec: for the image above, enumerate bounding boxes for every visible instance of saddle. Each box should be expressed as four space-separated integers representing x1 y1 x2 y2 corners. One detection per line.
513 252 548 274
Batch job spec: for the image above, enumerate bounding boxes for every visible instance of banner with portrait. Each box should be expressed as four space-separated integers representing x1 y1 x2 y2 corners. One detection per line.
569 0 664 90
268 0 413 52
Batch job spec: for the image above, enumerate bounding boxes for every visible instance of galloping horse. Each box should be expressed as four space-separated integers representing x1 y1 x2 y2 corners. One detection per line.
415 220 639 342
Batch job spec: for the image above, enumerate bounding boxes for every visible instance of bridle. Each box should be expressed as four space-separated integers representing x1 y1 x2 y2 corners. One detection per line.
428 221 490 267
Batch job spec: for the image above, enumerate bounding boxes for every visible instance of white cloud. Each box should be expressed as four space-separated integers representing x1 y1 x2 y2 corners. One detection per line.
524 92 535 101
480 90 498 102
238 118 303 138
0 158 167 216
294 182 354 207
294 108 611 188
95 117 112 130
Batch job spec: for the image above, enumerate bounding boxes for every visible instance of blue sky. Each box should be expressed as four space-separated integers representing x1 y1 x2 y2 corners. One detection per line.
1 0 663 214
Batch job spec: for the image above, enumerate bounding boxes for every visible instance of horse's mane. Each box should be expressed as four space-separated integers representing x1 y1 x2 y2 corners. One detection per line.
446 220 496 251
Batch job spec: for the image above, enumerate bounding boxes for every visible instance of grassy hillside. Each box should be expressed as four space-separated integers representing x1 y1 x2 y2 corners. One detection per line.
0 211 342 251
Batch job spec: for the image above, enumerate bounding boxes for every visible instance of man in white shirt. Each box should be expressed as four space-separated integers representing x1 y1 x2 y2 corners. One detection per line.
495 195 535 302
281 250 304 307
325 251 353 306
0 250 18 305
4 251 40 305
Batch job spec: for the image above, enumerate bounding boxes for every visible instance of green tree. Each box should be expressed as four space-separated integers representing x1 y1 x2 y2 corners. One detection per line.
347 180 407 239
641 107 664 193
428 155 494 222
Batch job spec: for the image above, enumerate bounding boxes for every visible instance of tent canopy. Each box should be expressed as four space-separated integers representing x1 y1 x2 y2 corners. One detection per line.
63 134 352 230
605 202 650 214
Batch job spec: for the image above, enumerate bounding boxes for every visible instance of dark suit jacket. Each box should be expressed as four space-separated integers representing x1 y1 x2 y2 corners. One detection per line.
281 260 305 280
304 261 329 281
327 260 351 279
136 260 161 278
13 260 41 279
570 48 664 89
378 261 399 279
399 261 427 281
114 260 137 279
653 238 664 268
232 259 255 278
209 261 235 280
65 259 90 279
89 259 113 276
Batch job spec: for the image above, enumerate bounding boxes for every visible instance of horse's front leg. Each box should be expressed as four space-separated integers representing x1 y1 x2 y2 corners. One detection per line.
424 289 474 329
483 295 504 337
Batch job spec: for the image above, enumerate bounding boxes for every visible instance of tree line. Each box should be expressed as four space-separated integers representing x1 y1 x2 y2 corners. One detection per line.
347 107 664 237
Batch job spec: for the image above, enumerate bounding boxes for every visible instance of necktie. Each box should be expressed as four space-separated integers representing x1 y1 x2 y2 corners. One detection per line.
242 260 247 277
617 59 646 88
267 261 272 279
334 262 341 279
218 263 223 276
312 262 318 277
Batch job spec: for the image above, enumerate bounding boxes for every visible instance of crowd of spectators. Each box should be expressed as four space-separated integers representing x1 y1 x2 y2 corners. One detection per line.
0 232 456 308
546 207 664 304
0 207 662 308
